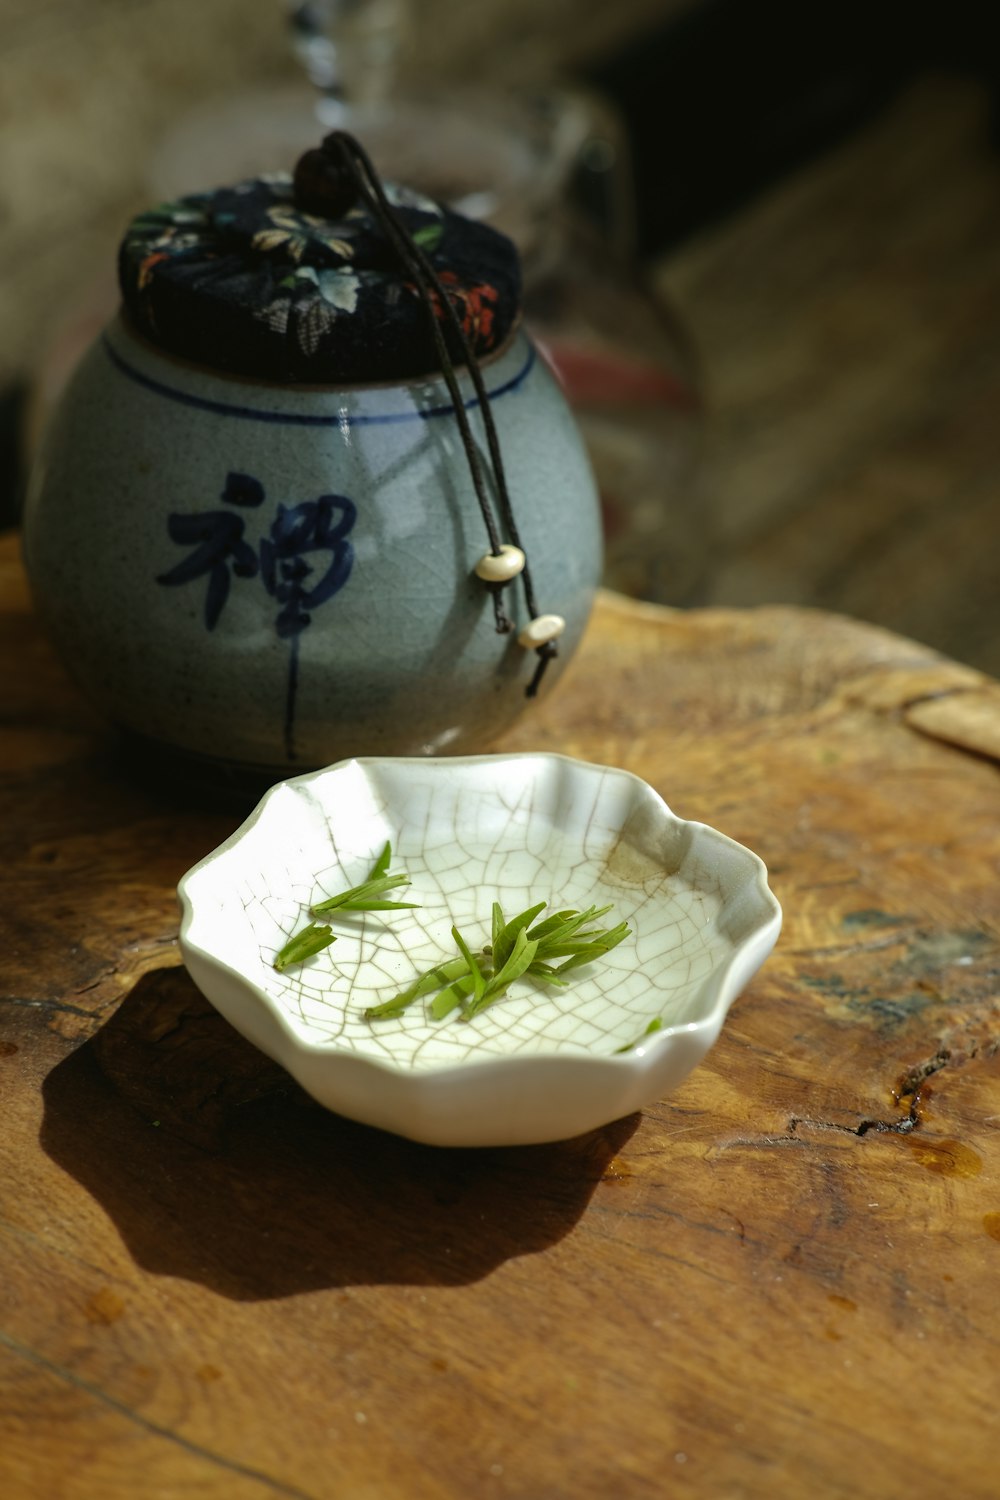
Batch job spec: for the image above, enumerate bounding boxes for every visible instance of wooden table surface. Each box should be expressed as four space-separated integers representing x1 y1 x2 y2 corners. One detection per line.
654 77 1000 679
2 532 999 1500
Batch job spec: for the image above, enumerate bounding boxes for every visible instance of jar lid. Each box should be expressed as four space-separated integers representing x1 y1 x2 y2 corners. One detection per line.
117 171 521 384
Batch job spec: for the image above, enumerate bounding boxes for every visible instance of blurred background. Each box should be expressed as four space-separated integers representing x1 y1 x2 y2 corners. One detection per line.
2 0 999 669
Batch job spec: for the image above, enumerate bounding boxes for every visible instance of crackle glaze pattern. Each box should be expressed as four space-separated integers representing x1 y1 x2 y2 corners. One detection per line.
179 755 781 1146
24 318 601 777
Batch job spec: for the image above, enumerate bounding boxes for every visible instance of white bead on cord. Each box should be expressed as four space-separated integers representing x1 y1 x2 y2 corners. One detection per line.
517 614 566 649
474 544 526 582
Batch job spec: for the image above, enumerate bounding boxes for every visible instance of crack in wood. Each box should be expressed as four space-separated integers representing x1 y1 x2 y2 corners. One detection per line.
725 1048 973 1151
893 1048 954 1099
0 994 96 1019
791 1047 954 1139
789 1113 918 1138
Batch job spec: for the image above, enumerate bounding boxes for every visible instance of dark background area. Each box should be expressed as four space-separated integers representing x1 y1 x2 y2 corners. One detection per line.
591 0 1000 256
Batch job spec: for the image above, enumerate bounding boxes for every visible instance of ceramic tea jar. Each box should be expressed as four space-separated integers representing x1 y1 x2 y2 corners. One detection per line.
23 141 601 780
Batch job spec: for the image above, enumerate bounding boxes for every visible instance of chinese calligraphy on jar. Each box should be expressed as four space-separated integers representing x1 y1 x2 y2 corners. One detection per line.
157 470 357 758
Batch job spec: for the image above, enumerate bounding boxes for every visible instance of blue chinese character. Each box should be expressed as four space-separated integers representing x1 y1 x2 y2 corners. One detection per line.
156 472 263 629
259 494 357 639
155 471 357 761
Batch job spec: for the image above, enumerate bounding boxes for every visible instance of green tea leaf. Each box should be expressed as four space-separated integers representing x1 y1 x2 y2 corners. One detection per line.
429 972 477 1021
273 922 336 972
492 901 547 971
530 905 614 952
615 1017 663 1053
491 901 505 953
524 961 570 987
469 928 539 1016
366 899 631 1028
365 956 469 1019
452 925 486 1009
311 859 417 915
336 897 421 911
524 909 577 942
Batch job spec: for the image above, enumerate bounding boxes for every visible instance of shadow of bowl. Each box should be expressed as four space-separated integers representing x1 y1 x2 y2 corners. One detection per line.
40 966 640 1300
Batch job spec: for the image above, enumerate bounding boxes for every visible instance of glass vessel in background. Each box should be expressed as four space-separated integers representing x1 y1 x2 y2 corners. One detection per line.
146 5 708 605
514 91 706 607
288 0 412 104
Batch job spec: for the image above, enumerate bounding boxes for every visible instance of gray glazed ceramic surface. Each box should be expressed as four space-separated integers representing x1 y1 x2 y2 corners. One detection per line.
23 316 601 775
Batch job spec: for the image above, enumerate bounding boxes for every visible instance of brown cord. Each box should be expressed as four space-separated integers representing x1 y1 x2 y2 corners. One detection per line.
294 131 557 694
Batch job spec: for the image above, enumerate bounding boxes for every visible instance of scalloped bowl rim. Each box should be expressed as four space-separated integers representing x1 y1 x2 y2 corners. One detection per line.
177 752 782 1101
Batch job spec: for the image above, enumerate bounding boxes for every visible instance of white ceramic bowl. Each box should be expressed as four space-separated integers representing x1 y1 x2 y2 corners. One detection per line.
177 753 781 1146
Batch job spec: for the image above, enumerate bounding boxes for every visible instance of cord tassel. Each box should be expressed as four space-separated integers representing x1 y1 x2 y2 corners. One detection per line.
294 132 557 691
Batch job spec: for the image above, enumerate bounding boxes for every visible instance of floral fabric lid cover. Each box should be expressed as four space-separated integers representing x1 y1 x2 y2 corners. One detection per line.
118 174 521 384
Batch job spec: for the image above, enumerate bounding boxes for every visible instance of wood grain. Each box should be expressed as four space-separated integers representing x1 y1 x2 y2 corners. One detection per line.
656 77 1000 675
1 535 998 1500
